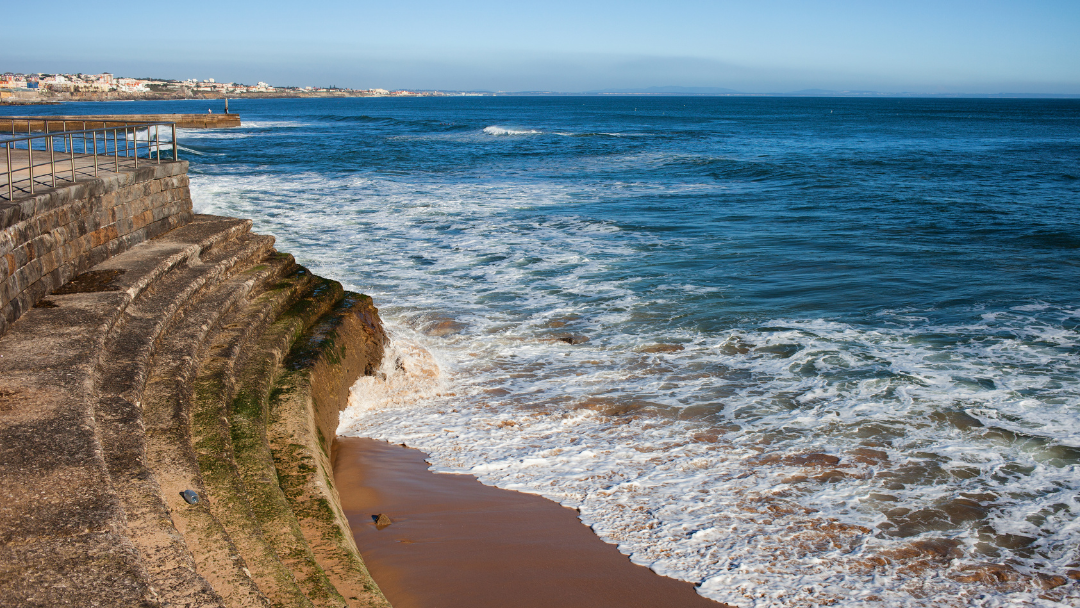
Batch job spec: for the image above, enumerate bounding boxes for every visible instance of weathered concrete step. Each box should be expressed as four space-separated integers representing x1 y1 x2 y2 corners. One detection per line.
96 232 276 414
3 215 256 385
0 214 259 608
136 252 307 608
95 246 292 608
232 280 353 608
0 213 253 382
0 529 161 608
190 272 346 608
184 266 326 608
60 214 255 340
268 293 390 608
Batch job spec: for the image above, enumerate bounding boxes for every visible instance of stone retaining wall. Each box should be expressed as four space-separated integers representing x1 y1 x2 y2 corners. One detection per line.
0 161 193 336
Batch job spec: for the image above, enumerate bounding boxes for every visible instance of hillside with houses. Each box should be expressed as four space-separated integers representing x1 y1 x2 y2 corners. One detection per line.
1 72 443 103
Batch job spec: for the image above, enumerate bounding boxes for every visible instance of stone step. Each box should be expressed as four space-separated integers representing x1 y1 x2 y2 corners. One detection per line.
95 242 290 608
196 274 347 608
96 232 276 425
144 257 318 608
0 213 256 608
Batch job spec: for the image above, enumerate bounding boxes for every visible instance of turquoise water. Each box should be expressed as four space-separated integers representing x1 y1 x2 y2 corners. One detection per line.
9 97 1079 606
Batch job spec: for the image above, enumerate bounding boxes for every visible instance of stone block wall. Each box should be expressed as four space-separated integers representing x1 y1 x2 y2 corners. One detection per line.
0 161 193 336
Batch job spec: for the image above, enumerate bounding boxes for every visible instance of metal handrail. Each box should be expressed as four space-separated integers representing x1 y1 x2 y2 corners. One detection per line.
0 121 178 202
2 117 172 133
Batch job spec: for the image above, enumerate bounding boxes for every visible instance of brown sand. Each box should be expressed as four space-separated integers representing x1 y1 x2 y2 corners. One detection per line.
334 436 730 608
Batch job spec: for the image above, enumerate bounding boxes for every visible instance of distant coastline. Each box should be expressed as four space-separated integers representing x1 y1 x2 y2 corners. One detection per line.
7 90 1080 106
0 89 455 106
3 71 1079 106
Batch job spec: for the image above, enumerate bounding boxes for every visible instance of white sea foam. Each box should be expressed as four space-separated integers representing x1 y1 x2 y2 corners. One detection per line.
175 128 247 140
238 120 312 129
189 149 1080 607
176 120 309 142
483 125 542 136
342 318 1080 607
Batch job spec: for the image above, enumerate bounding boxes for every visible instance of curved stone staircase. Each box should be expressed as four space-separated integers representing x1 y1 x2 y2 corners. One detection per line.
0 214 391 608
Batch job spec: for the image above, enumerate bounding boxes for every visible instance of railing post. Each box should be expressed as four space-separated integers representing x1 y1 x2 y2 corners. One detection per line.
113 128 119 173
6 143 11 201
133 127 139 169
93 130 99 177
28 136 34 194
172 124 177 161
155 125 161 163
69 134 76 182
49 135 56 188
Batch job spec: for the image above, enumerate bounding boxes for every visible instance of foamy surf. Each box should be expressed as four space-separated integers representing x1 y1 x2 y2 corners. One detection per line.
341 321 1080 607
183 97 1080 607
198 159 1080 605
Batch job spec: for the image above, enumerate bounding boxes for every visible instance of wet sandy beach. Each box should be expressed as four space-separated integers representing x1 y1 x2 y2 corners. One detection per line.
333 436 728 608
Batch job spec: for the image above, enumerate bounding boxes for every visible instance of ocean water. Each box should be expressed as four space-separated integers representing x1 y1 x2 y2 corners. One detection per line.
8 97 1079 606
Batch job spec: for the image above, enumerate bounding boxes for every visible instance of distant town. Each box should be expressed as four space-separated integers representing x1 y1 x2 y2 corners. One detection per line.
0 72 469 104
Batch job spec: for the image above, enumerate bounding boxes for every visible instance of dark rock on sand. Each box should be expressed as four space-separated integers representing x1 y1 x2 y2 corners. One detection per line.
557 334 589 345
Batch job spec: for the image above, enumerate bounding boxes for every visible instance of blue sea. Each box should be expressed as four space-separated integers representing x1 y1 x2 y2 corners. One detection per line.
8 97 1079 606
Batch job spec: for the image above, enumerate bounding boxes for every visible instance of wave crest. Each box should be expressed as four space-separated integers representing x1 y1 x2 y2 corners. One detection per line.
483 125 541 136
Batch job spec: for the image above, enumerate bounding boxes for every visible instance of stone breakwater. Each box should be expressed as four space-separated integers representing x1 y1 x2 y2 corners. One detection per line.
2 114 241 130
0 159 391 607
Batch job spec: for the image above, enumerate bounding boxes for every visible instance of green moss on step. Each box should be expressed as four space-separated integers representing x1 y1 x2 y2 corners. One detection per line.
218 283 349 607
165 255 389 607
315 426 329 458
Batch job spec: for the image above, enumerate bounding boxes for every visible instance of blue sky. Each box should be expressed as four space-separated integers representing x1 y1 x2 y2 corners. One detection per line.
6 0 1080 93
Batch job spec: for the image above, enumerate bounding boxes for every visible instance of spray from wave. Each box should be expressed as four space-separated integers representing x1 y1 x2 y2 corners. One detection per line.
348 330 449 414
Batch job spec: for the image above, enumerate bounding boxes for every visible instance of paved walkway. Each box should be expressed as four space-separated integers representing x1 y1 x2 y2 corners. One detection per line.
0 147 169 202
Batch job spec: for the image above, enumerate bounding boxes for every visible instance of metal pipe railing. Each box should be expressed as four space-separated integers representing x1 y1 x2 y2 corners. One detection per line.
0 120 178 202
2 117 175 134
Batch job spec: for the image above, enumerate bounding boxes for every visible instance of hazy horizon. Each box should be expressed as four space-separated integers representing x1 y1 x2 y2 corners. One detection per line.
6 0 1079 95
